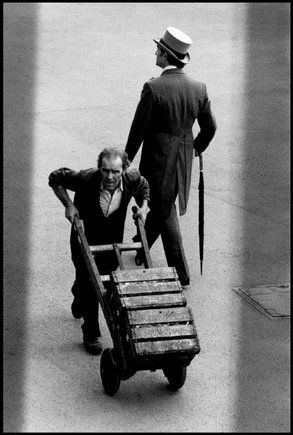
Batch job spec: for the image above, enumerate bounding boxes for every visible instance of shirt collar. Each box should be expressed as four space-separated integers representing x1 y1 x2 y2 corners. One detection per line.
163 65 178 71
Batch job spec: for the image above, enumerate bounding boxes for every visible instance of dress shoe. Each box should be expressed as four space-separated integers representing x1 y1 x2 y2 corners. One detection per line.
83 336 103 355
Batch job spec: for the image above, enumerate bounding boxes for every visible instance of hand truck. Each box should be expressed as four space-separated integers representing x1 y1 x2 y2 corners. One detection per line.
73 207 200 396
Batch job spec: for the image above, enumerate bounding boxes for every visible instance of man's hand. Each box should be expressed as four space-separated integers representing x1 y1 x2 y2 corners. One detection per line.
65 204 79 224
51 185 80 225
135 208 147 224
134 202 148 224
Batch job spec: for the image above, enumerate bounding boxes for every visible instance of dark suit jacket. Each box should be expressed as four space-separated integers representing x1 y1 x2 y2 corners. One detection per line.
125 68 216 216
48 166 150 247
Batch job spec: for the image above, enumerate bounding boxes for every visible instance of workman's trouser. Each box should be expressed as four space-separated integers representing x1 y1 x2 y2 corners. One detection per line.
144 204 190 286
71 250 118 339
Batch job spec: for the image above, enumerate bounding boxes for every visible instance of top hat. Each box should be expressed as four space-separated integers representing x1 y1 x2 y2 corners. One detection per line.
154 27 193 64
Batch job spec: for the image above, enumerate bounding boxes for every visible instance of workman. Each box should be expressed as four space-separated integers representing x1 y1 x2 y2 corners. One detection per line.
49 147 149 354
125 27 217 286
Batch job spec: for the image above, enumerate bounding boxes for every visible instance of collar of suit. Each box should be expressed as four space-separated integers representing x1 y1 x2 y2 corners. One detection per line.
161 67 185 75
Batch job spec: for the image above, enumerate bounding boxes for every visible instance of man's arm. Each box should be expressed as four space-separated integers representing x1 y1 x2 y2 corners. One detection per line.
125 82 155 161
48 167 81 223
51 185 79 223
125 169 150 224
194 88 217 156
134 199 148 224
133 175 149 224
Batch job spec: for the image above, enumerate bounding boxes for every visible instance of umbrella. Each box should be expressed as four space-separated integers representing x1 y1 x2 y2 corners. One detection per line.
198 154 204 275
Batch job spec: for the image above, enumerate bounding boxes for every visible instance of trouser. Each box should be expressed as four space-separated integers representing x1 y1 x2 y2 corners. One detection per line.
71 250 118 339
144 203 190 285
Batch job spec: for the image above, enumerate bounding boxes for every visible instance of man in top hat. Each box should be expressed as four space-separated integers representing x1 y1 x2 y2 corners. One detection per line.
125 27 217 286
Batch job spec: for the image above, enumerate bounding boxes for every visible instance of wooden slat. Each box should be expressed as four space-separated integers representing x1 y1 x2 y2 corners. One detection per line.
111 267 179 283
117 280 181 296
135 338 198 356
90 242 142 253
128 307 193 326
121 293 186 309
131 324 195 341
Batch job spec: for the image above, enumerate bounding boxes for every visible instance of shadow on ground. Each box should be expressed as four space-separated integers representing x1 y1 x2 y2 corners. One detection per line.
236 3 290 431
3 3 38 431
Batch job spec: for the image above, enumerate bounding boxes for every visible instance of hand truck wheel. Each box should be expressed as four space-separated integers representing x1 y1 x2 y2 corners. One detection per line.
163 365 187 390
100 348 121 396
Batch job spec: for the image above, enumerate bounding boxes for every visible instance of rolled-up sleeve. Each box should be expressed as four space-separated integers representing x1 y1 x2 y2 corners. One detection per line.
48 168 82 191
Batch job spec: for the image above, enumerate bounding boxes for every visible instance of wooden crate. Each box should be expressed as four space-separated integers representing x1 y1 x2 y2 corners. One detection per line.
110 267 200 366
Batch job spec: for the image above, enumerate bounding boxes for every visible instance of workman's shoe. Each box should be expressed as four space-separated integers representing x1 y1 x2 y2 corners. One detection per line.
83 336 103 355
71 298 83 319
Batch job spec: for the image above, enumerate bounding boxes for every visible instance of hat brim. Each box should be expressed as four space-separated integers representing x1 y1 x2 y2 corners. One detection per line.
153 38 190 64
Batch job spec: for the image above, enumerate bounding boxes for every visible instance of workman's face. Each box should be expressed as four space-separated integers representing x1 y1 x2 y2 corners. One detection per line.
100 156 124 192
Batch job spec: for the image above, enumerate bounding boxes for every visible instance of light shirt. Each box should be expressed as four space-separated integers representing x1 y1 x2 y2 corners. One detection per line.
163 65 178 72
100 179 123 217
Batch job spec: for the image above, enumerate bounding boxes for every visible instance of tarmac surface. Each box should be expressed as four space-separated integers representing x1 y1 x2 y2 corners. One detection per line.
3 3 290 433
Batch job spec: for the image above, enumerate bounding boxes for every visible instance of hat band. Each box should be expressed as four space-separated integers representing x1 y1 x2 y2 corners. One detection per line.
159 39 186 60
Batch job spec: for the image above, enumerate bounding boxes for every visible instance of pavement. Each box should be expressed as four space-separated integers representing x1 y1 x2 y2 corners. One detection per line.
3 3 290 433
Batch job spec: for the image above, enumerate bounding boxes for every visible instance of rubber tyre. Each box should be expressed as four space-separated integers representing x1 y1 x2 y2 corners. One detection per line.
100 348 121 396
163 365 187 390
119 366 136 381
